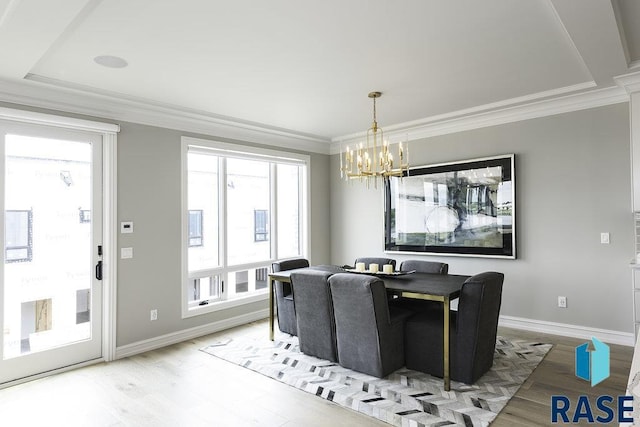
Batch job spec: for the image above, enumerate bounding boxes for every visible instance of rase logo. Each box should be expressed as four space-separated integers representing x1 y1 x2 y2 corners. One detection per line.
551 337 633 424
575 337 610 387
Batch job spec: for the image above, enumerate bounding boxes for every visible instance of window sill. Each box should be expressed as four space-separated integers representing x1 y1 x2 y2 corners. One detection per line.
182 291 268 319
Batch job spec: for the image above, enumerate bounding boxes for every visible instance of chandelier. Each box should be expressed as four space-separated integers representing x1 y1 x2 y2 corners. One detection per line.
340 91 409 187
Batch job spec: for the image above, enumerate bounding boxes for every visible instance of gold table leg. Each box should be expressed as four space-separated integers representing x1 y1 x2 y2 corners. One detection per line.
443 296 450 391
269 277 275 341
401 291 452 391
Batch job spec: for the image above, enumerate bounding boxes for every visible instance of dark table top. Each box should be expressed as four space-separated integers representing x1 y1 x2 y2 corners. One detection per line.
269 266 469 299
382 272 469 298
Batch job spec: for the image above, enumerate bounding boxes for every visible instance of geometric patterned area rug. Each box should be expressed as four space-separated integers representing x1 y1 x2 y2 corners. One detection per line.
201 335 552 427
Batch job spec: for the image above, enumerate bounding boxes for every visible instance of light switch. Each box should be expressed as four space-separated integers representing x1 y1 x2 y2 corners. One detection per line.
121 247 133 259
600 232 610 244
121 221 134 234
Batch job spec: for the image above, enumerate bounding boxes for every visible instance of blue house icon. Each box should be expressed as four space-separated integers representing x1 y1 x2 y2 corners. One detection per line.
575 337 610 387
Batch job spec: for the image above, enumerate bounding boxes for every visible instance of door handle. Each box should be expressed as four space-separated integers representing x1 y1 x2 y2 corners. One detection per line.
95 260 103 281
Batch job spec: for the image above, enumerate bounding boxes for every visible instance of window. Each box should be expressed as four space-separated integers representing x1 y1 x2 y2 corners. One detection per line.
188 210 203 247
254 209 268 242
188 276 221 304
182 137 308 316
5 209 33 263
225 157 271 266
79 209 91 223
277 164 302 258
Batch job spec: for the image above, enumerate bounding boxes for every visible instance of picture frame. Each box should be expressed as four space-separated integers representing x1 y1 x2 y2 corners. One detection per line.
384 154 515 258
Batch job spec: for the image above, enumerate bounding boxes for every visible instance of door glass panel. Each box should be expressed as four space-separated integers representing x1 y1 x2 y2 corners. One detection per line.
3 135 93 359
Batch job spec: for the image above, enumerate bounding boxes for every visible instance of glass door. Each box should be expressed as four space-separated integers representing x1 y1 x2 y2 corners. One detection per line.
0 123 103 384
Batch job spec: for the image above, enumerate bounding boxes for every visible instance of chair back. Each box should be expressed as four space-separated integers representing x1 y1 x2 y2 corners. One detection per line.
272 258 310 273
271 258 309 336
455 272 504 382
290 270 337 361
329 273 404 377
399 260 448 274
271 258 310 297
354 257 396 270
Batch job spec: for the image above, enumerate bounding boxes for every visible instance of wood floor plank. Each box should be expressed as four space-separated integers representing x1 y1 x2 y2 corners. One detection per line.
492 326 633 426
0 320 632 426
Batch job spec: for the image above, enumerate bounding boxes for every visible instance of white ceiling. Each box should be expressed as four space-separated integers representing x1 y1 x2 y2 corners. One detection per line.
0 0 638 149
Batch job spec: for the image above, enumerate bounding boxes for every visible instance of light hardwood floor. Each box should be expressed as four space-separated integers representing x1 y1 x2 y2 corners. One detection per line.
0 320 633 426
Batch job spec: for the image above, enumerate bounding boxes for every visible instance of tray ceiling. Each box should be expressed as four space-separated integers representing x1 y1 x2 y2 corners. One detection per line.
0 0 637 145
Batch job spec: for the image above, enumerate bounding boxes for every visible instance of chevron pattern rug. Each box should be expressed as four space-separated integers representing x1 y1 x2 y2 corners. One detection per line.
201 334 551 427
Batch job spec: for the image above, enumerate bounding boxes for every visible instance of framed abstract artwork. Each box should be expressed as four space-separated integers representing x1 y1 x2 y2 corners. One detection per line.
384 154 515 258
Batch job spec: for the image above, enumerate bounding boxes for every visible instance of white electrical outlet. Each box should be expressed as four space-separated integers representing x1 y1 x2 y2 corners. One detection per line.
150 309 158 321
558 296 567 308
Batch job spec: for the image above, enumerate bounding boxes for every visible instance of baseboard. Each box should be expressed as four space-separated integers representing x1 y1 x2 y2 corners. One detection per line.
115 311 635 359
499 315 635 347
115 309 269 359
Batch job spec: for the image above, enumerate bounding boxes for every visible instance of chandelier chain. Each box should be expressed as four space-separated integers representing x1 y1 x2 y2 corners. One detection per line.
373 95 377 125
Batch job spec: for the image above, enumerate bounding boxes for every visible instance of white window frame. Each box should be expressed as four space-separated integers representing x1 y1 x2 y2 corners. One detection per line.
181 136 310 318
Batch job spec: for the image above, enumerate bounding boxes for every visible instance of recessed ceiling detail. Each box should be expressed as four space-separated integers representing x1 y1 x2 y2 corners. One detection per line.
613 0 640 67
0 0 635 142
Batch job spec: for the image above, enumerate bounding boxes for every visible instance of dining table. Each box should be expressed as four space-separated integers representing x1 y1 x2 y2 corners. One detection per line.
267 265 470 391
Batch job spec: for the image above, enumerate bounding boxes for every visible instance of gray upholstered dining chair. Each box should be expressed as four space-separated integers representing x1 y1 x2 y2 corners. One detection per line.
329 273 412 377
271 258 309 336
353 257 396 271
399 260 448 274
403 272 504 384
290 269 338 361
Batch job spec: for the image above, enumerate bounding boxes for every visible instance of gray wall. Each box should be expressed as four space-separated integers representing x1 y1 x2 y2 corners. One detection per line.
0 101 332 348
331 103 634 333
116 123 331 346
1 99 633 345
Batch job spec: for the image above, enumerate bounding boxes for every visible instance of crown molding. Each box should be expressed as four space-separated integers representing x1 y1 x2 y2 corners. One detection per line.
0 76 630 158
335 81 596 142
0 76 332 154
615 70 640 94
0 105 119 133
329 84 628 154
